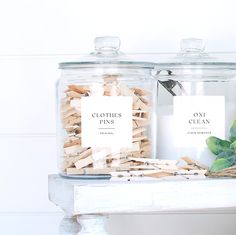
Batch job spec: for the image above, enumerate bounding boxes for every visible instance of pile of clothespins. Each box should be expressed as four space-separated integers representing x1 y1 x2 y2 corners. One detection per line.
110 156 208 180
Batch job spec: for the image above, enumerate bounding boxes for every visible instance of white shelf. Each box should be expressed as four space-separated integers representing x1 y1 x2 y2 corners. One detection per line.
48 174 236 216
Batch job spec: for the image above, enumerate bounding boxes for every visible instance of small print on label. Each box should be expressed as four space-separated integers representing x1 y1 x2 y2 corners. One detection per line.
173 96 225 148
81 96 133 148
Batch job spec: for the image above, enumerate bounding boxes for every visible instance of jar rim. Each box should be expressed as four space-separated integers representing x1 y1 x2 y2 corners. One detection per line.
155 62 236 70
59 61 156 69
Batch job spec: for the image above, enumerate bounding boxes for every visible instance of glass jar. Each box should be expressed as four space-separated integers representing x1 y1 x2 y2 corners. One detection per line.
57 36 157 178
156 38 236 166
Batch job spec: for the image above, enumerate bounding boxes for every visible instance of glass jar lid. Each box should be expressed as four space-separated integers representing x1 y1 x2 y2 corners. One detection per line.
156 38 236 70
59 36 156 69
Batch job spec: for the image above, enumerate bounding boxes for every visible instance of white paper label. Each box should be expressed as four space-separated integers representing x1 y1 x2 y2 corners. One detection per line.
81 96 133 148
173 96 225 147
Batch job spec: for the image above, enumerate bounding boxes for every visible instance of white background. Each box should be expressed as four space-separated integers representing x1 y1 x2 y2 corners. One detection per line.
0 0 236 234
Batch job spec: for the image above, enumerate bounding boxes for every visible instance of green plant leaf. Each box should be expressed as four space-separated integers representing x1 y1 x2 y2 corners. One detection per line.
230 120 236 142
230 140 236 151
216 149 235 159
226 155 236 165
210 158 232 172
206 136 231 155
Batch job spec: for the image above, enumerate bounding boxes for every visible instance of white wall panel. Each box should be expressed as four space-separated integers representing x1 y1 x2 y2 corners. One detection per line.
0 0 236 55
0 57 59 133
0 213 62 235
0 136 58 212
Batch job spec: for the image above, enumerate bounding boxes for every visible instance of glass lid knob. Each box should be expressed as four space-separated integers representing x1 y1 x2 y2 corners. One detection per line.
180 38 205 53
95 36 121 52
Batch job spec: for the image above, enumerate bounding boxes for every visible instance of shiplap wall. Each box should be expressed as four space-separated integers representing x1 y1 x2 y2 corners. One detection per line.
1 0 236 234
